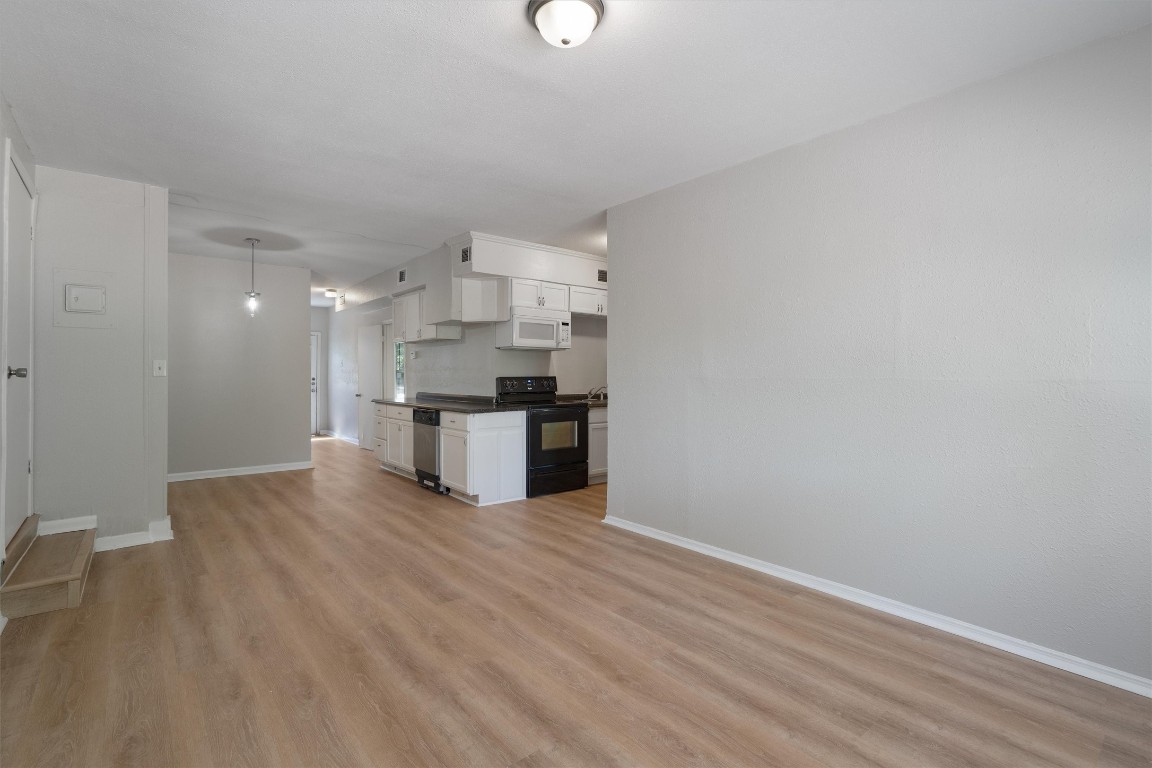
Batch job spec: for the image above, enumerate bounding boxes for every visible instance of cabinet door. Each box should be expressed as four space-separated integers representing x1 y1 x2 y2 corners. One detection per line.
392 295 407 341
404 293 424 341
539 281 569 311
401 422 415 471
510 278 540 309
570 286 606 315
440 428 470 493
386 420 405 466
588 422 608 478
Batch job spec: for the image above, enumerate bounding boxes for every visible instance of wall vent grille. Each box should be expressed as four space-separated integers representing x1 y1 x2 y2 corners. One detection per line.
597 269 608 283
460 247 471 263
397 269 407 284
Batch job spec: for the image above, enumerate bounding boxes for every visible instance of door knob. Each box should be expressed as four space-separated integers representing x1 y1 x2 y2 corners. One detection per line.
7 367 28 379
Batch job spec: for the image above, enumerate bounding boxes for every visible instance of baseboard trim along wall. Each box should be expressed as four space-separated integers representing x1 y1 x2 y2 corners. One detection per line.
167 461 314 482
602 516 1152 698
37 515 98 535
95 517 175 553
34 514 175 554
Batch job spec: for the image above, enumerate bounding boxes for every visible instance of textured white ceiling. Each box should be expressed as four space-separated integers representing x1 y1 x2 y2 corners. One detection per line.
2 1 1148 289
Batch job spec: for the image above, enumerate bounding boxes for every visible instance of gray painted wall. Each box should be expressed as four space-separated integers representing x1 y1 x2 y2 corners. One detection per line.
168 252 310 473
608 29 1150 677
33 167 169 537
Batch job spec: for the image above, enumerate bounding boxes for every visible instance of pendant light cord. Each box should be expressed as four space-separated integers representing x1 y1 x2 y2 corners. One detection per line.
246 237 260 293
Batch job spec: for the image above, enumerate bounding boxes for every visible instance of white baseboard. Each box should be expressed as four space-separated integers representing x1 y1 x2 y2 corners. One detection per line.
149 517 174 542
339 436 359 447
320 430 336 437
95 517 175 553
603 516 1152 698
167 461 313 482
38 515 98 535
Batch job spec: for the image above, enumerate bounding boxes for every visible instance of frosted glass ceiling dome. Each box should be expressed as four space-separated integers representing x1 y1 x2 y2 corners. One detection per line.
529 0 605 48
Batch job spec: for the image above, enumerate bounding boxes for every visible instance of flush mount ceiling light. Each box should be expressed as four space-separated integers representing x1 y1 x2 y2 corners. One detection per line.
244 237 261 317
528 0 604 48
323 288 338 298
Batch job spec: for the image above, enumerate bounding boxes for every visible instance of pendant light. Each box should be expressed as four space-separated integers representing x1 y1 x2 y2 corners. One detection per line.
244 237 261 317
528 0 604 48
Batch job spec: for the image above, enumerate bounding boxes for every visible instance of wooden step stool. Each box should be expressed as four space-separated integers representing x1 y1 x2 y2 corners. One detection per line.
1 515 96 619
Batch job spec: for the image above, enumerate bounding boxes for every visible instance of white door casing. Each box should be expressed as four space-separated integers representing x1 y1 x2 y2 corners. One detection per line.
356 324 382 449
2 149 35 547
310 331 320 435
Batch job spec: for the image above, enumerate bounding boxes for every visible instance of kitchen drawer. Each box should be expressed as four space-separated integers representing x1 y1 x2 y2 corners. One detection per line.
473 410 524 430
374 416 388 439
386 405 412 422
374 404 388 418
588 407 608 425
440 411 470 431
372 438 387 460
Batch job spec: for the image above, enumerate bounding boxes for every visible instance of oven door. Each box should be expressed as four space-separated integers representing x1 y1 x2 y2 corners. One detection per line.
512 316 561 349
528 406 589 469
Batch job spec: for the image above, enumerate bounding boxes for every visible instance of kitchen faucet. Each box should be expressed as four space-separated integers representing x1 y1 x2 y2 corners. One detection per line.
587 385 607 401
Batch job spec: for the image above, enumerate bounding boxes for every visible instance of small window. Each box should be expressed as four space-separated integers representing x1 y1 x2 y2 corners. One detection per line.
394 340 406 399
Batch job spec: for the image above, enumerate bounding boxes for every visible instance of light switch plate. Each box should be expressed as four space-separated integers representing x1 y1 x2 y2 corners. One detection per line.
152 360 167 377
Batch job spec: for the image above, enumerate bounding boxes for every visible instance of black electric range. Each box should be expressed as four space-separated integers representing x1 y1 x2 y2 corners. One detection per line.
496 376 589 497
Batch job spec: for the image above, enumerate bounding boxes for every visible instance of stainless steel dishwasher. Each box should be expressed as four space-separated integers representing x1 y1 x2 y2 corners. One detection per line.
412 408 449 494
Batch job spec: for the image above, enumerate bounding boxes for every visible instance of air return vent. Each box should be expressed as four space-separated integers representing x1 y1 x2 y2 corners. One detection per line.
397 269 407 284
460 246 471 263
597 269 607 283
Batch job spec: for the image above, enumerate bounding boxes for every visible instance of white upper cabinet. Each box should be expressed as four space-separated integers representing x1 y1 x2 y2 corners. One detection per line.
511 278 569 312
451 277 510 323
394 291 462 343
570 286 607 316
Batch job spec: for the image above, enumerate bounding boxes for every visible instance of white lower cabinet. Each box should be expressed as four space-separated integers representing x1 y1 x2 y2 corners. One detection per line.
373 409 389 461
385 419 414 472
438 411 525 504
588 406 608 483
440 428 470 492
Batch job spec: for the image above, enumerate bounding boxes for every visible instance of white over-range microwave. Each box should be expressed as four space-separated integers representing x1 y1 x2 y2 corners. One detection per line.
495 307 572 350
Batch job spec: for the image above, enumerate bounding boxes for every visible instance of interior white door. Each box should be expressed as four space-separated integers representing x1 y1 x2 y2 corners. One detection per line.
2 156 34 546
356 324 383 449
309 331 320 435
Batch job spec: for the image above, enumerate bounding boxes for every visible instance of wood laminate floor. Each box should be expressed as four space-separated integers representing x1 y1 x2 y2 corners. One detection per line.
1 438 1148 767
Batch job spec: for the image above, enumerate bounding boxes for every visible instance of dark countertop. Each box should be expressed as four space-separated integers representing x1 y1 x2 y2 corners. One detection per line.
372 392 606 413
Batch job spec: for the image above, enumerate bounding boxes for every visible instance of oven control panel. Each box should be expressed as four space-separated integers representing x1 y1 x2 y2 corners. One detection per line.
497 376 558 394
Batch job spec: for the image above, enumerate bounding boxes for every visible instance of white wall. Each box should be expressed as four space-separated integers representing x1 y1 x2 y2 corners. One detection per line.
310 307 330 433
33 167 168 538
608 28 1151 678
168 253 310 474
